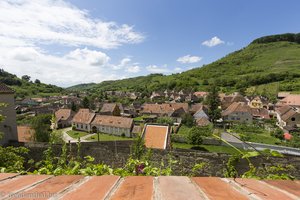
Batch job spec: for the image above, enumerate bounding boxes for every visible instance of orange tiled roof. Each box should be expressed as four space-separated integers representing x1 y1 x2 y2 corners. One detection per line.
143 125 169 149
100 103 118 113
17 126 34 142
279 94 300 106
222 102 251 116
55 109 74 122
141 103 188 115
91 115 133 129
0 174 299 199
72 109 95 124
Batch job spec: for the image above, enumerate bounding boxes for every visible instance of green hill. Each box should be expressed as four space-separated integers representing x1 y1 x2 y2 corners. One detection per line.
68 33 300 99
0 69 63 98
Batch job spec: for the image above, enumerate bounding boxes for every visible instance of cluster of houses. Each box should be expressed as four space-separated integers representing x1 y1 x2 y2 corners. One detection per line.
2 80 300 146
150 90 207 102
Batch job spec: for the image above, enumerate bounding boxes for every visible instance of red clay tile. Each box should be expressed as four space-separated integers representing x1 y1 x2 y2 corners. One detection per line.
192 177 248 200
62 175 120 200
157 176 203 200
0 175 50 198
264 180 300 197
231 178 294 200
110 176 153 200
11 175 84 200
0 173 18 181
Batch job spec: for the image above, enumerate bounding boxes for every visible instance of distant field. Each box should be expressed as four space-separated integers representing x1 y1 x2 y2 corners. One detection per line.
172 143 246 155
86 133 134 141
67 130 89 139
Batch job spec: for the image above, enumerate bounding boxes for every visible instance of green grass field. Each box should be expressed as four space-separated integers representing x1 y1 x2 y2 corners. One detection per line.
67 130 89 139
86 133 134 141
172 143 247 155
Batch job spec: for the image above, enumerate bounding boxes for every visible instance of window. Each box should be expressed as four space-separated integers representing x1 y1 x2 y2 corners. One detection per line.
291 117 296 121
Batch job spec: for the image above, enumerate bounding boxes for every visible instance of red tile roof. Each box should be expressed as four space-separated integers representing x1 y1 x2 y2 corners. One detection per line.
17 126 34 142
141 103 188 115
91 115 133 129
278 94 300 107
72 109 95 124
0 174 299 199
222 102 251 116
55 109 74 122
100 103 118 113
143 125 169 149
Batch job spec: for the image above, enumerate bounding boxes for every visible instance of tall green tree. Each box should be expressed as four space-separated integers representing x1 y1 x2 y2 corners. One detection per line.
205 84 221 124
82 97 90 108
31 114 52 142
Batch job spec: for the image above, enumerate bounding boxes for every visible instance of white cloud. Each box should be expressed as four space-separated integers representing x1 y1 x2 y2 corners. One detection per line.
126 65 141 73
0 0 144 49
0 47 133 87
177 55 202 64
174 67 182 72
202 36 224 47
66 48 110 66
146 65 170 73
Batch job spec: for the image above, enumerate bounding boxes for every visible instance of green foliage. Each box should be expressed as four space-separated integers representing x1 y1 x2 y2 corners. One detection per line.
82 97 90 108
191 162 209 176
31 114 52 142
271 128 284 140
205 84 221 123
0 69 63 98
252 33 300 44
131 136 146 160
187 127 205 145
0 146 29 173
181 113 195 127
156 117 174 125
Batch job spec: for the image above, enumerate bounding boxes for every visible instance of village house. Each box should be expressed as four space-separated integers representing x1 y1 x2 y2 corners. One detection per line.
140 103 189 118
55 108 75 128
276 105 300 130
193 105 209 120
222 102 253 123
60 96 82 106
248 96 269 109
221 92 248 110
193 91 208 100
72 109 96 132
195 117 211 127
0 83 18 144
90 115 133 137
99 103 121 116
142 124 170 149
276 94 300 108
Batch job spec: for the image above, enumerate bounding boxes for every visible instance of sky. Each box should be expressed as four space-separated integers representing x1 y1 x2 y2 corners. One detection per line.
1 0 300 87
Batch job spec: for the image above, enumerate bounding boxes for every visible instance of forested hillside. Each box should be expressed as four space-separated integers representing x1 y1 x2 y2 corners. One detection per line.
68 33 300 99
0 69 63 98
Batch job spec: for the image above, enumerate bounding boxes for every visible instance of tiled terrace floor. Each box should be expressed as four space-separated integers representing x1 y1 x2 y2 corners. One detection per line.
0 173 299 199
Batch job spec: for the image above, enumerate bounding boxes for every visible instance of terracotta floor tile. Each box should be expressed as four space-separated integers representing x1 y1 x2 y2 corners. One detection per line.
264 180 300 197
0 173 18 181
157 176 203 200
61 175 120 200
11 175 84 200
0 175 50 198
110 176 153 200
192 177 248 200
231 178 294 200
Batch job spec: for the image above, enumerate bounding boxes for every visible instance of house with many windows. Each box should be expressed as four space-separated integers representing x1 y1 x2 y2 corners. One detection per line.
90 115 133 137
72 109 96 132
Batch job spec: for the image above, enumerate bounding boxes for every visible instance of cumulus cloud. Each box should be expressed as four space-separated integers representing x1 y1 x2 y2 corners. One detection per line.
146 65 170 73
0 0 144 49
126 65 141 73
0 47 131 87
177 55 202 64
0 0 147 86
202 36 224 47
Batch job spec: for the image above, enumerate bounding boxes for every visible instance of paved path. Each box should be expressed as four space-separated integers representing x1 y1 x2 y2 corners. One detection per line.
221 132 242 143
61 128 94 143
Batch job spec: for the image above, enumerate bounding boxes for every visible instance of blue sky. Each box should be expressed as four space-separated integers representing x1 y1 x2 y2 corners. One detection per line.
0 0 300 87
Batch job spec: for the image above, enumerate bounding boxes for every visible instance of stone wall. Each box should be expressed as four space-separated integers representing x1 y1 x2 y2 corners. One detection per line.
18 141 300 178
